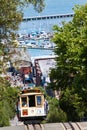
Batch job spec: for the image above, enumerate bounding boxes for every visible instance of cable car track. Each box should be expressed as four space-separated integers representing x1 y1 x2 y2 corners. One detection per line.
9 121 87 130
25 123 81 130
25 124 43 130
62 122 81 130
62 122 74 130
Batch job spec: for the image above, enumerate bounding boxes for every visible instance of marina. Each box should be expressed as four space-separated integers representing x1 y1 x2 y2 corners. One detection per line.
16 30 55 52
17 40 55 50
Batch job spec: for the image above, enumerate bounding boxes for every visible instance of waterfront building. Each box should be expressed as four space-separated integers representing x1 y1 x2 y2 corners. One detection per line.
32 55 56 86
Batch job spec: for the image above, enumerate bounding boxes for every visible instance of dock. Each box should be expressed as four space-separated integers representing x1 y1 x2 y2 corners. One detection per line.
23 13 74 21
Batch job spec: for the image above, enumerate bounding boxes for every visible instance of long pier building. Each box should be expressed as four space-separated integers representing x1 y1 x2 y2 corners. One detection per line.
19 13 74 33
23 13 74 21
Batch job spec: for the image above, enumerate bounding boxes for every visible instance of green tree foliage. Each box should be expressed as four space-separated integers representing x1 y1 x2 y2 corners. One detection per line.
0 102 10 127
0 0 45 126
59 88 84 121
0 0 45 38
24 0 45 13
46 97 67 123
0 77 19 126
50 4 87 121
0 0 45 71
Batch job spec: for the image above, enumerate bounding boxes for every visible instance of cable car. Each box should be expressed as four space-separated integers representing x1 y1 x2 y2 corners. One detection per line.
16 86 48 124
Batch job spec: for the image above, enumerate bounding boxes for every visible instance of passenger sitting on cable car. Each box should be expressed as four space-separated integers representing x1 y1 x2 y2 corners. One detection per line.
22 97 27 107
22 101 27 107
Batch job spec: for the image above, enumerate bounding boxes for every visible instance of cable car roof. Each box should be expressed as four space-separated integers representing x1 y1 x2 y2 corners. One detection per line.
19 86 44 96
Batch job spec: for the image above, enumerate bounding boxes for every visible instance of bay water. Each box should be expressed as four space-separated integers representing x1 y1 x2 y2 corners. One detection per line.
18 0 87 34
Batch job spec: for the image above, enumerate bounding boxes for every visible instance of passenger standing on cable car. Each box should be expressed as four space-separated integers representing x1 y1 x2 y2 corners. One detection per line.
16 99 20 121
44 99 49 114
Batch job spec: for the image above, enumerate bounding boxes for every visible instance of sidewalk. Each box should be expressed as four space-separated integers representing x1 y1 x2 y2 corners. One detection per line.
10 115 23 126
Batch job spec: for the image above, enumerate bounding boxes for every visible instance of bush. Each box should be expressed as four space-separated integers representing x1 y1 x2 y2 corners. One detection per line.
0 102 10 127
0 78 19 126
46 97 67 123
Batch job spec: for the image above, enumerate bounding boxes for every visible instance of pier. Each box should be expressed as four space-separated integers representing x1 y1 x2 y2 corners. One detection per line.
23 13 74 22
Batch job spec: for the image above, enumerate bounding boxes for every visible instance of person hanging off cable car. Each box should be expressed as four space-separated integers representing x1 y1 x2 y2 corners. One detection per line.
44 99 49 114
16 99 20 121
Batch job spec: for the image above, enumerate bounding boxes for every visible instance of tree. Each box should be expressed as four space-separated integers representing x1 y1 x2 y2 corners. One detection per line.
46 97 67 123
50 4 87 90
50 4 87 121
59 88 84 121
0 77 19 126
0 0 45 126
0 0 45 73
0 0 45 37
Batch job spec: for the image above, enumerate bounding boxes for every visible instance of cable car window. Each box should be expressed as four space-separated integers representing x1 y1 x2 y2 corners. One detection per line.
21 97 27 107
28 95 35 107
36 96 42 105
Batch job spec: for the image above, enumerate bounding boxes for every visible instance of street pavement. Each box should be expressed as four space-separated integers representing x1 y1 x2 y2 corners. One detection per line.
10 115 23 126
0 125 25 130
